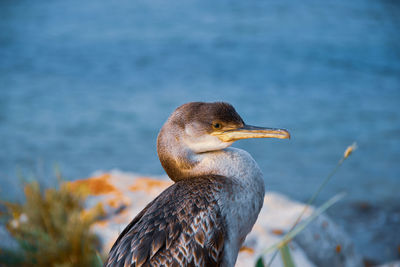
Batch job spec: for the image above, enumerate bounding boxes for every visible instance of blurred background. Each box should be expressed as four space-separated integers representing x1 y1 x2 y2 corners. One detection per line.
0 0 399 263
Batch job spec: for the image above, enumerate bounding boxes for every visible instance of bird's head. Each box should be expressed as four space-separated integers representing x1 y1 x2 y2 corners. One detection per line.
157 102 290 180
167 102 290 153
163 102 290 153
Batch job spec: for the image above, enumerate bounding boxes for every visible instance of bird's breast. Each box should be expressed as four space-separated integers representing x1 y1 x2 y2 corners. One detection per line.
194 147 265 265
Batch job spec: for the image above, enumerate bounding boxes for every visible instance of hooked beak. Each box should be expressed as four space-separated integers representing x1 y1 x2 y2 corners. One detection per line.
212 125 291 143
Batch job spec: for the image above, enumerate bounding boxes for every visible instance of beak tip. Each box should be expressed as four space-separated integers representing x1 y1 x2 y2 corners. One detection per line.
286 131 291 140
279 129 290 140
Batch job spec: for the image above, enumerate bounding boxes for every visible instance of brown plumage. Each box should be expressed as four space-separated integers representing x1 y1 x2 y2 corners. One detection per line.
105 175 231 267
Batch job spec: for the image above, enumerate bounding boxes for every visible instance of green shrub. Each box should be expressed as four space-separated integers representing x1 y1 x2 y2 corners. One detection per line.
1 181 104 267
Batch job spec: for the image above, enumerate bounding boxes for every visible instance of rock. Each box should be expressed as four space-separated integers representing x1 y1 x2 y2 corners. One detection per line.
68 170 363 267
67 170 172 252
237 224 316 267
294 214 363 267
377 261 400 267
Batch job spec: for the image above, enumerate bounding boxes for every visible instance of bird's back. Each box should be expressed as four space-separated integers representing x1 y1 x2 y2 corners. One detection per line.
105 175 231 267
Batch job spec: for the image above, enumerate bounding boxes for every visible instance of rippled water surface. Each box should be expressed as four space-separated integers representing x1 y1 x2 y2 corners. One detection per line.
1 0 399 262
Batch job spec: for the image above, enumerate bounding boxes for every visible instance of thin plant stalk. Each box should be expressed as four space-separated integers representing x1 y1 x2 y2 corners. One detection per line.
262 192 345 255
264 142 357 267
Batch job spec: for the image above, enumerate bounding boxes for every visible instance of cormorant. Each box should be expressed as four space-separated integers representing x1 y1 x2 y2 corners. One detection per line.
105 102 290 267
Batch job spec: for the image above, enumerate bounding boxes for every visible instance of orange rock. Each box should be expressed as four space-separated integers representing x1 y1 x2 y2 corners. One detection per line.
270 229 284 235
94 220 109 228
107 198 122 208
106 193 132 211
66 174 117 195
129 177 172 194
239 246 255 254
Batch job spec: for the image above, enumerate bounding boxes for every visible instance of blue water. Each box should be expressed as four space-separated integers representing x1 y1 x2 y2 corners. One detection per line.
1 0 399 262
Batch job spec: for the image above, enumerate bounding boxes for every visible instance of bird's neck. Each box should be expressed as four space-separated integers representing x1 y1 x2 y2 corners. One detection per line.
157 126 198 181
199 149 263 190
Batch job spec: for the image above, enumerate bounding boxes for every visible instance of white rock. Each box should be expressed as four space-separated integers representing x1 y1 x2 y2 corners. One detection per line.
294 214 363 267
377 261 400 267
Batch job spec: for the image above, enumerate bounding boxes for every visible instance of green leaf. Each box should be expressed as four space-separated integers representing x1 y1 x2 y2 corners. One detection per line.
255 256 265 267
280 244 295 267
94 251 104 267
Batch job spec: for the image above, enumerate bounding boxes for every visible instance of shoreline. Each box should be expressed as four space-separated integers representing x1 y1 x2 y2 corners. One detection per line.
1 170 398 266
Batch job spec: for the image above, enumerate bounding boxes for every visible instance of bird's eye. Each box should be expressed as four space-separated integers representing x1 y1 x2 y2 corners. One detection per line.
213 122 222 129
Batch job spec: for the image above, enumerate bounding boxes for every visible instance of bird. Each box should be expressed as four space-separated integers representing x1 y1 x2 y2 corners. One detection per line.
105 102 290 267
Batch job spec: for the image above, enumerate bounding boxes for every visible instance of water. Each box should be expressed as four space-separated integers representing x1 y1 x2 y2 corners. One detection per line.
1 0 399 263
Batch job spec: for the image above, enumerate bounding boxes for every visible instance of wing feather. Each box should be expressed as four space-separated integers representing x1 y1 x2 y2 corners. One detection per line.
105 175 229 267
